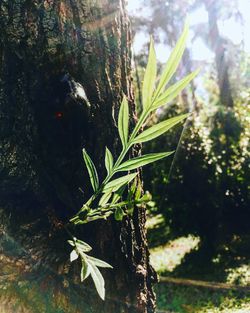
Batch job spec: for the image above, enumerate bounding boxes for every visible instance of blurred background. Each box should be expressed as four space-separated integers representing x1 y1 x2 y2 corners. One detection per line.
127 0 250 312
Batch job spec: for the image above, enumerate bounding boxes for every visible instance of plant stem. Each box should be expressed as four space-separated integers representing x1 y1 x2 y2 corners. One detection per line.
70 108 150 221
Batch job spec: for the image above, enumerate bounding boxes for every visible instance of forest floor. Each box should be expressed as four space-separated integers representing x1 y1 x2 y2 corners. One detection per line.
147 214 250 313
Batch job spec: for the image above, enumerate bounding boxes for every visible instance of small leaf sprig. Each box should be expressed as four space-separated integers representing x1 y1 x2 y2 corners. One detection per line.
67 22 199 300
68 237 112 300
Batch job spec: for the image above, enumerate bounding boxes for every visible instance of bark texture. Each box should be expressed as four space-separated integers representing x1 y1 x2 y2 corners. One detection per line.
0 1 156 312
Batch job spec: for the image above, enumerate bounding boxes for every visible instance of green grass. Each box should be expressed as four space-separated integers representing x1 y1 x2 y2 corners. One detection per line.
147 214 250 313
150 235 200 273
155 284 250 313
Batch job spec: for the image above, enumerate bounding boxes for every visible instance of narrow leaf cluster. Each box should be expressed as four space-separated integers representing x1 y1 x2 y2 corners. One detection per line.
68 238 112 300
68 22 199 300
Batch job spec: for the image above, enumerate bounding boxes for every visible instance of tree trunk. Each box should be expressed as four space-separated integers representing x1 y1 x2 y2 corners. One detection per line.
0 1 156 312
204 0 234 108
203 0 236 173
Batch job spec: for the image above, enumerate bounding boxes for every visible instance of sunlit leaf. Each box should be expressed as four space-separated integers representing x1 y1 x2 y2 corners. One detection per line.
81 257 91 281
102 173 138 194
89 263 105 300
118 95 129 149
116 152 174 172
67 240 75 247
105 147 113 175
87 256 113 268
132 114 188 144
82 149 99 192
75 238 92 252
99 192 112 207
154 21 189 100
143 37 157 109
152 69 200 110
70 250 79 262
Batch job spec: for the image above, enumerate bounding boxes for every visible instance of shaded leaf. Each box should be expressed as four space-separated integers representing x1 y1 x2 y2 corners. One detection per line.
135 181 142 201
132 114 188 144
82 149 99 192
116 152 174 172
140 191 153 202
111 185 126 204
127 178 137 202
118 96 129 148
114 207 125 221
143 37 157 109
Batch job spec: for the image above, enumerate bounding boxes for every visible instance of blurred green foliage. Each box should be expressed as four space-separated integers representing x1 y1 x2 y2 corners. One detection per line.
155 283 250 313
131 0 250 268
144 89 250 263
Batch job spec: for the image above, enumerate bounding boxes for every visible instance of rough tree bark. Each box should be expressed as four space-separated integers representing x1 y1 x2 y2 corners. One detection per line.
0 1 156 312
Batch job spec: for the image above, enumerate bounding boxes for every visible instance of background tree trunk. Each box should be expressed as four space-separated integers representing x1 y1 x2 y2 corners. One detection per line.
204 0 234 108
0 1 156 312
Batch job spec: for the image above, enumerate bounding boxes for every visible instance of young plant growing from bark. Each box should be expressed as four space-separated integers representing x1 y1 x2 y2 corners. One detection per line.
68 22 199 300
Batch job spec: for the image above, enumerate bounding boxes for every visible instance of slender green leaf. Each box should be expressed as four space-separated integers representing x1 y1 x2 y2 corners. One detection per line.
140 191 153 202
67 240 75 247
118 96 129 148
132 114 188 144
70 250 79 262
127 178 137 203
105 147 113 175
142 37 157 109
154 21 189 100
99 192 112 207
87 256 113 268
89 263 105 300
111 185 126 204
116 152 174 172
81 257 91 281
82 149 99 192
152 69 200 110
102 173 138 194
75 238 92 252
135 181 142 201
127 179 140 216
